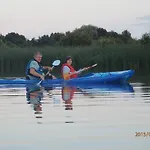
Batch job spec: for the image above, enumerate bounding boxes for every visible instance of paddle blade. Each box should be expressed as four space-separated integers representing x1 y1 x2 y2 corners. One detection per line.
87 64 97 69
52 60 60 66
92 64 97 68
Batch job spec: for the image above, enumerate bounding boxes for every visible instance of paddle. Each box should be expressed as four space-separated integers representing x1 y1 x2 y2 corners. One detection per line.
69 63 97 77
77 63 97 73
37 60 60 85
45 59 61 75
85 63 97 70
79 64 112 76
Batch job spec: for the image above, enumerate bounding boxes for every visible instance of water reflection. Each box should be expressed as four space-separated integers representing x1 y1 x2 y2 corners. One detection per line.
60 83 135 123
24 83 135 124
61 86 75 110
1 82 150 150
61 85 95 110
76 83 134 93
26 85 43 122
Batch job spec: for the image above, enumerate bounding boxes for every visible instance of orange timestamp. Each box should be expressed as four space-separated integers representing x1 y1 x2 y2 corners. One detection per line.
135 132 150 137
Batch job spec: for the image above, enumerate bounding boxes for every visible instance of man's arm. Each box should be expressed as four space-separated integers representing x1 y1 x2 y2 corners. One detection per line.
29 61 44 80
30 68 44 80
43 66 52 71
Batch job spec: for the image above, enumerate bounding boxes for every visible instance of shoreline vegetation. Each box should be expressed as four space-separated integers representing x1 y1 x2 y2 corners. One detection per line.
0 25 150 77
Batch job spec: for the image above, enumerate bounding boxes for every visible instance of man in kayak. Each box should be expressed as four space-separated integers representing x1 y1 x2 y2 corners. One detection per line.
26 51 56 80
61 56 88 80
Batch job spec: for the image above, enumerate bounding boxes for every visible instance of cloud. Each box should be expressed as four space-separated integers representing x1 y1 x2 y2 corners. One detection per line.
133 22 150 26
134 14 150 28
136 15 150 21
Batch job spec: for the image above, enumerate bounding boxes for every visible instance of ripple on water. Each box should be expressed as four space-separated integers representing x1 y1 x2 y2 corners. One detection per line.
0 83 150 150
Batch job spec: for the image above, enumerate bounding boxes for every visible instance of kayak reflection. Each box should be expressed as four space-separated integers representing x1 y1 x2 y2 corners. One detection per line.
23 83 134 124
60 83 134 109
74 83 134 94
26 85 43 121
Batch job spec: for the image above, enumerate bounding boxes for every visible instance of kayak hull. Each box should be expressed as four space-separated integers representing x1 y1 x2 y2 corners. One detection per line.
63 70 135 85
0 70 135 85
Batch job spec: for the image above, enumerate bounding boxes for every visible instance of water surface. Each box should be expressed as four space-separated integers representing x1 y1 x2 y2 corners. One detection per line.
0 82 150 150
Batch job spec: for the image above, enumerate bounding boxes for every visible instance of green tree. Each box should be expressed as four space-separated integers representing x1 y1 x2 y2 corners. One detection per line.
79 25 98 40
121 30 132 43
5 32 27 47
107 31 119 38
37 35 55 46
122 30 131 38
141 33 150 45
72 31 92 46
50 32 65 42
97 28 107 37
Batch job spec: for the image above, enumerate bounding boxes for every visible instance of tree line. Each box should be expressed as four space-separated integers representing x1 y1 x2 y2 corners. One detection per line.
0 25 150 77
0 25 150 47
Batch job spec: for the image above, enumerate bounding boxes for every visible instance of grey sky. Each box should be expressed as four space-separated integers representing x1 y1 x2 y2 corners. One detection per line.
0 0 150 39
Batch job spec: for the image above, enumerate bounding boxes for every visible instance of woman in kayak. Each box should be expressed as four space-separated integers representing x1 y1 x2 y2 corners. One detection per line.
26 51 56 80
61 56 87 80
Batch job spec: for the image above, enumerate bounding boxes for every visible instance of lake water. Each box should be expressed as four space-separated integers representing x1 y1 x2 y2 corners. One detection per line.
0 81 150 150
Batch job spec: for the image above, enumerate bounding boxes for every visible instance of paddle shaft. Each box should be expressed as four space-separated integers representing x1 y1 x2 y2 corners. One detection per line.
37 67 54 85
79 64 97 73
45 66 54 76
70 64 97 75
37 59 61 85
86 64 97 70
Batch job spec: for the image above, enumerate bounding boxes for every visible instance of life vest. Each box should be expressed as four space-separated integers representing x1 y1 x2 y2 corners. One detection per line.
61 63 77 80
26 59 43 79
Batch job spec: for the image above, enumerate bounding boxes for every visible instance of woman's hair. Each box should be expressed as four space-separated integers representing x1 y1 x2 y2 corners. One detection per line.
65 56 72 62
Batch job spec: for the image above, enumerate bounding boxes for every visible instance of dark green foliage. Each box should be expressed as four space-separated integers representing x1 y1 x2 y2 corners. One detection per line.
5 32 27 47
0 25 135 47
141 33 150 45
0 25 149 77
0 44 150 77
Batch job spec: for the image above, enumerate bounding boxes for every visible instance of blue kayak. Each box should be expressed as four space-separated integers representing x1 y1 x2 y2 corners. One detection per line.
0 70 134 85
